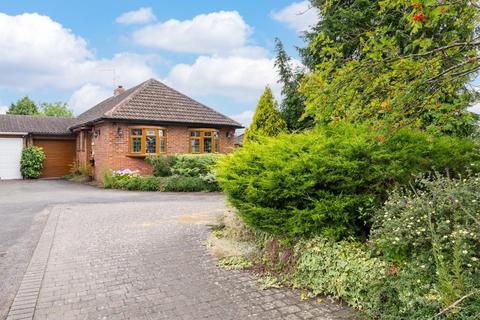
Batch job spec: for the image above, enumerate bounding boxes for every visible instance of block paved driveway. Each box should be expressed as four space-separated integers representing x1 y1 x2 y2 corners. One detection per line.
1 180 354 320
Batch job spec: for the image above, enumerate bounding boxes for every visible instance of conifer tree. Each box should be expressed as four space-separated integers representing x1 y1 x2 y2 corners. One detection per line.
244 87 287 143
274 38 312 131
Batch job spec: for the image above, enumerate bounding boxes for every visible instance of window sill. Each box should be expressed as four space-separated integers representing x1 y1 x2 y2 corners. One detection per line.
127 153 165 158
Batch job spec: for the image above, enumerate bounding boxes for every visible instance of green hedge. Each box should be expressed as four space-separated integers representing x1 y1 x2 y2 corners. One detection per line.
103 172 220 192
148 154 220 177
102 154 222 192
146 154 221 191
164 176 220 192
216 124 479 240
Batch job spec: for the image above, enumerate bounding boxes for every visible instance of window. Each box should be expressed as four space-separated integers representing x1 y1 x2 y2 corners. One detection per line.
128 127 166 156
189 129 219 154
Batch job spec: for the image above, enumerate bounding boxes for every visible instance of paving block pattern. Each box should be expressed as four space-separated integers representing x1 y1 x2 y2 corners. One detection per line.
6 208 59 320
8 200 355 320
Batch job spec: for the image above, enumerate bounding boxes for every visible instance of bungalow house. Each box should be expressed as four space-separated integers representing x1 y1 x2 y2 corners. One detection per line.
0 79 242 181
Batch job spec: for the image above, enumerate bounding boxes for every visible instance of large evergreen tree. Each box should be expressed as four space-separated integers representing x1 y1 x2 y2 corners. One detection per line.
7 96 39 115
244 87 288 143
301 0 480 136
300 0 380 70
274 39 313 131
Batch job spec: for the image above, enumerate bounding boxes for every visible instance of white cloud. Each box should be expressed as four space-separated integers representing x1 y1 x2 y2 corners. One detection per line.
165 54 281 102
116 7 156 25
468 102 480 114
133 11 252 54
271 1 320 32
0 105 7 114
230 110 255 128
0 12 157 91
68 84 112 115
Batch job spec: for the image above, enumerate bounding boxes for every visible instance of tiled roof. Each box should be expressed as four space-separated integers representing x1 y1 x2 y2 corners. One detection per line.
235 133 244 146
0 114 75 135
72 79 242 128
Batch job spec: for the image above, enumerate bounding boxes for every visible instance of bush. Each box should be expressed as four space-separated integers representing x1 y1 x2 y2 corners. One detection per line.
102 168 220 192
146 155 177 177
170 154 220 177
147 154 221 190
370 174 480 318
20 145 46 179
121 176 164 191
165 176 219 192
216 124 480 240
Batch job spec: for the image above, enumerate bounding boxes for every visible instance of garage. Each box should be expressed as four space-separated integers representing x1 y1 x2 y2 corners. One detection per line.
1 115 77 180
33 139 76 178
0 137 24 180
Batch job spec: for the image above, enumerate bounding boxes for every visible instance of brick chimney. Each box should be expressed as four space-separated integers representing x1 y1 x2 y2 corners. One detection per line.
114 85 125 96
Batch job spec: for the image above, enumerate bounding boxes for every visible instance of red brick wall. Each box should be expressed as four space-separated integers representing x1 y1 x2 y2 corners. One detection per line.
91 123 112 181
91 122 236 181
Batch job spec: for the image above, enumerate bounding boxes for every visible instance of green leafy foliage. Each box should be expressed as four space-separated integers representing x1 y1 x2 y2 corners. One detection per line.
7 96 39 115
102 169 114 188
301 0 381 69
7 97 73 118
293 237 387 312
170 154 220 177
102 165 220 192
20 145 45 179
256 274 282 290
244 87 288 143
274 38 312 131
300 0 479 136
217 124 480 240
105 175 165 192
217 256 252 270
40 102 73 118
147 154 221 190
146 155 177 177
371 175 480 318
123 176 165 191
164 176 219 192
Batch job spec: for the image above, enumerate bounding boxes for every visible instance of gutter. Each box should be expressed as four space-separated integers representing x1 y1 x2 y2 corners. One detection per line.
70 117 244 130
0 132 28 136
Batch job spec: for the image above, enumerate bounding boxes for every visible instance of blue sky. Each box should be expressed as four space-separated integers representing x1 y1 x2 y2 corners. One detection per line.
0 1 320 126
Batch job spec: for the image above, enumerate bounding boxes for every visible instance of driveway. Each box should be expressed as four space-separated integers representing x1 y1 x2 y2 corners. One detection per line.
1 180 354 320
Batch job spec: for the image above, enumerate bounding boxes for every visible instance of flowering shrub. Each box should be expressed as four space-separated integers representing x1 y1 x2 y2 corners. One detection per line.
371 174 480 318
112 169 140 178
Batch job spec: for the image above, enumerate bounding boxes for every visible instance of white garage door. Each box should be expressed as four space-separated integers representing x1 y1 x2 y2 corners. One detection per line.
0 138 23 180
